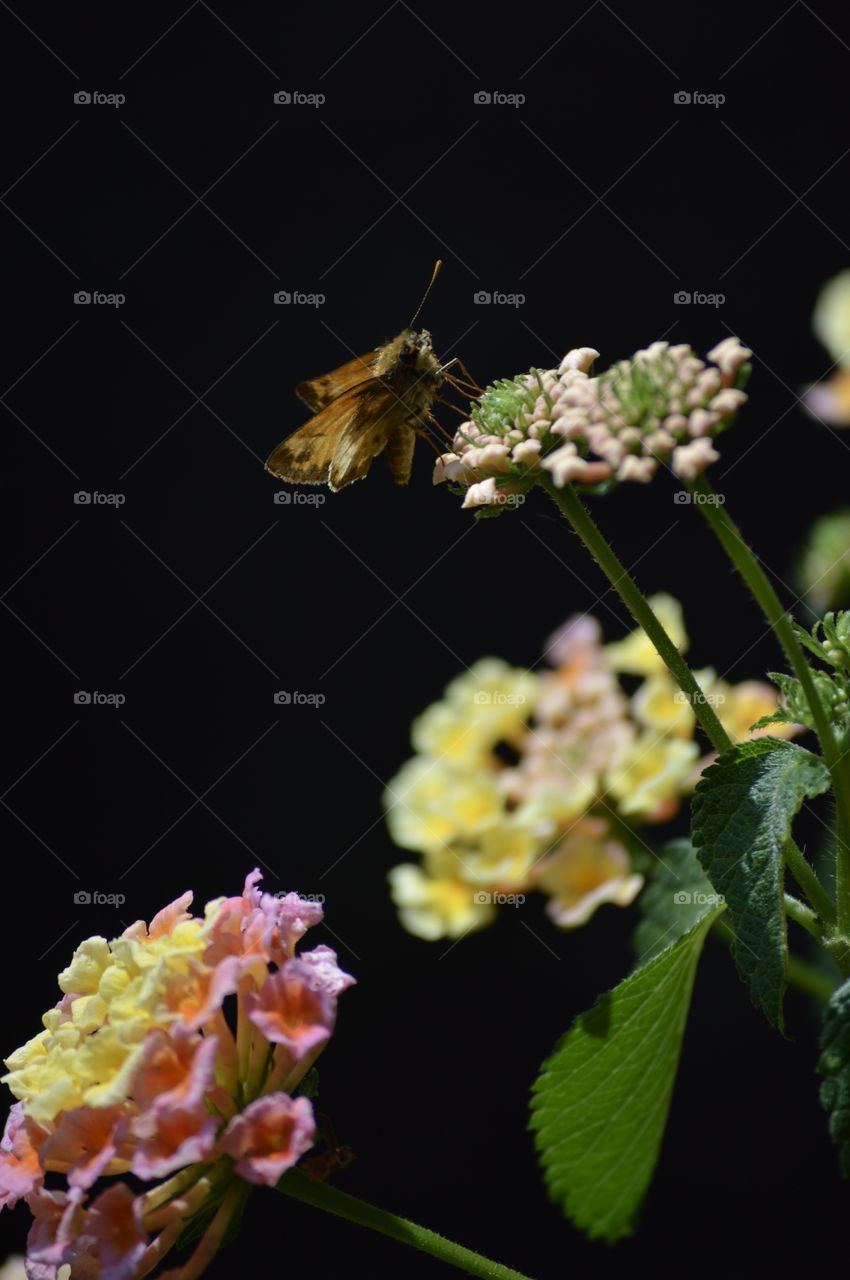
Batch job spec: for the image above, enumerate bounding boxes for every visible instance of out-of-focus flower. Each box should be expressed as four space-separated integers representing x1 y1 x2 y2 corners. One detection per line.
804 272 850 424
386 599 793 941
604 595 688 676
531 819 643 928
0 874 353 1279
605 733 700 822
714 679 797 743
796 510 850 612
434 341 751 509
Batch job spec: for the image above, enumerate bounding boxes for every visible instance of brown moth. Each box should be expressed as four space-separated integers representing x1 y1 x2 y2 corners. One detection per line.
265 263 475 492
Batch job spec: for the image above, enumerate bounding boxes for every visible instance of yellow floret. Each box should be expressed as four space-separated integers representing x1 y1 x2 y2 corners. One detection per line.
604 595 688 676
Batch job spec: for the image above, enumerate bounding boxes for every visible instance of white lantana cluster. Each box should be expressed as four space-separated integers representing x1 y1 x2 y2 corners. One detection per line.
434 339 751 509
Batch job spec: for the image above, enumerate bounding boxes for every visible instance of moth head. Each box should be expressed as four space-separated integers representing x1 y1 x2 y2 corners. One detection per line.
398 329 433 363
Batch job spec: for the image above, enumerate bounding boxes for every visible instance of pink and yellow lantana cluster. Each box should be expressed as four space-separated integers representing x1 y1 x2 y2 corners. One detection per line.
386 600 792 940
0 874 353 1279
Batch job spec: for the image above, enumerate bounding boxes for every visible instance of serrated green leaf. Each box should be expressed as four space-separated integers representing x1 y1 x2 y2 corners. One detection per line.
692 737 830 1028
819 976 850 1175
531 906 720 1242
633 839 720 964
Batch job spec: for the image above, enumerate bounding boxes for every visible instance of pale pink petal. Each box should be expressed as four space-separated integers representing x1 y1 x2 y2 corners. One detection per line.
221 1094 315 1186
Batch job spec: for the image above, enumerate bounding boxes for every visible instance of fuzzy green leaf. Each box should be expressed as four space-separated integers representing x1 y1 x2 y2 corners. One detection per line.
819 976 850 1175
692 737 830 1027
531 906 720 1241
633 839 720 964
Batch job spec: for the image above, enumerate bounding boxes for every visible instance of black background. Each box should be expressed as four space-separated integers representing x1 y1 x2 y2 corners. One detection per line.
2 2 849 1275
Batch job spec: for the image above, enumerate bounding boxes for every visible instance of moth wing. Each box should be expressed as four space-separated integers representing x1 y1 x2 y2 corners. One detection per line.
384 422 416 486
327 389 402 491
296 352 378 412
265 389 368 486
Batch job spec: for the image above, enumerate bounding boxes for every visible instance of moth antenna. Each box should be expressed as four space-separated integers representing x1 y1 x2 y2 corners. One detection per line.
407 260 442 328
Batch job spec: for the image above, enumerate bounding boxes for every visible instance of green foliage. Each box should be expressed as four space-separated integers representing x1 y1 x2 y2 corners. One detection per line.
819 976 850 1175
634 839 720 964
692 738 830 1027
531 907 720 1242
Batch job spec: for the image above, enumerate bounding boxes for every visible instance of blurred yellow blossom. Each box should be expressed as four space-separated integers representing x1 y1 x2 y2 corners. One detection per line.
386 599 791 941
411 659 537 766
532 819 643 928
604 595 688 675
805 271 850 424
388 865 495 940
606 733 700 821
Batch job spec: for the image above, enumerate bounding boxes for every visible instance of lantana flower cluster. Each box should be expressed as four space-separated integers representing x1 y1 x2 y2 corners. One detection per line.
434 340 751 510
0 873 353 1279
386 599 792 940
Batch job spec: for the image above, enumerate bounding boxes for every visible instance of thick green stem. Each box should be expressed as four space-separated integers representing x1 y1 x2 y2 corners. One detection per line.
276 1170 534 1280
543 480 732 754
783 840 836 927
783 893 824 941
688 473 850 931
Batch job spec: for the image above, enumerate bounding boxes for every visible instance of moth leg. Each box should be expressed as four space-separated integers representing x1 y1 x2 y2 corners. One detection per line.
440 357 484 395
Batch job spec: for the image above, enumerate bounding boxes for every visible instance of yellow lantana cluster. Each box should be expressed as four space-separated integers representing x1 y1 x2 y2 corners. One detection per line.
386 598 792 941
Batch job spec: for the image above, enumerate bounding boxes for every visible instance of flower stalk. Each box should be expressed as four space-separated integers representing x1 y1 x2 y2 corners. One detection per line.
277 1169 534 1280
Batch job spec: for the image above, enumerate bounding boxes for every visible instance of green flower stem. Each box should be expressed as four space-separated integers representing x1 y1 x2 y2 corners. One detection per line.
784 840 836 927
687 473 850 933
276 1170 534 1280
783 892 824 941
712 918 836 1002
542 479 732 754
